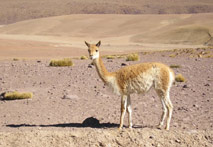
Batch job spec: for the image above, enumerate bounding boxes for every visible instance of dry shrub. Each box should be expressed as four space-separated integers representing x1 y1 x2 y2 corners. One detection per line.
49 58 73 66
80 56 88 60
3 91 33 100
170 64 181 68
142 52 148 55
204 54 213 58
106 55 116 59
175 74 185 82
126 53 139 61
13 58 19 61
169 54 177 58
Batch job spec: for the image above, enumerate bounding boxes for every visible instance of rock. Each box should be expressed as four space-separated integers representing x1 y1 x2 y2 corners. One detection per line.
175 139 181 143
193 104 198 108
82 117 100 127
204 83 210 86
88 64 93 68
62 95 79 100
121 63 127 66
107 60 113 62
183 85 188 88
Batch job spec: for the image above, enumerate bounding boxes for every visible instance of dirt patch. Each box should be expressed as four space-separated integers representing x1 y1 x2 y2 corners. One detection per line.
0 129 212 147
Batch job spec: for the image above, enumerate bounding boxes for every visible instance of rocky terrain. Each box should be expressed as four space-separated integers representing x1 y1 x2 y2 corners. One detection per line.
0 1 213 146
0 48 212 146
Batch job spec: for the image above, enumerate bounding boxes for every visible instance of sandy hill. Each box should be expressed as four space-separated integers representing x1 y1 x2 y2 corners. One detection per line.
0 0 213 24
0 14 213 53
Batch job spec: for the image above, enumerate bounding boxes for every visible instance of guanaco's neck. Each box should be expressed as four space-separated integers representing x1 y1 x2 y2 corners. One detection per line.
93 57 114 84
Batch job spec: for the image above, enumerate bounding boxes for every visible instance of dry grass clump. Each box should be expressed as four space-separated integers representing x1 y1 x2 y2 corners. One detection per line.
169 54 177 58
204 54 213 58
126 53 139 61
175 74 185 82
80 55 88 60
106 55 116 59
170 64 181 68
49 58 73 67
3 91 33 100
13 58 19 61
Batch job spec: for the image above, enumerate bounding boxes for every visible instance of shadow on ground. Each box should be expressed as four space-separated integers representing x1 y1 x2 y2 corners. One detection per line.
6 117 120 128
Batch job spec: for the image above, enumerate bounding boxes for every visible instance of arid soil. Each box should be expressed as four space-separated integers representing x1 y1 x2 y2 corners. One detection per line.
0 48 212 146
0 1 213 146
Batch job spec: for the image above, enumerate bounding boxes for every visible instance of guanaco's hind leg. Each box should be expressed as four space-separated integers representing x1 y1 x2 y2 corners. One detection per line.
158 98 167 128
164 94 173 130
119 95 127 129
156 90 173 130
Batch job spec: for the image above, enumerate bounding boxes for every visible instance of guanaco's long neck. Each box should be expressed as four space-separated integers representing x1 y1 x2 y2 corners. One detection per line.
93 57 113 84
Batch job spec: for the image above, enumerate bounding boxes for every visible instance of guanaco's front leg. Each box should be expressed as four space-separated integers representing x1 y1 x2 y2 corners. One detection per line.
127 95 132 128
119 95 127 130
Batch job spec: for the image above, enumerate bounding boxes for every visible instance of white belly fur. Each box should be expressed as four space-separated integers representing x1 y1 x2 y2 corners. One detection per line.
127 71 154 94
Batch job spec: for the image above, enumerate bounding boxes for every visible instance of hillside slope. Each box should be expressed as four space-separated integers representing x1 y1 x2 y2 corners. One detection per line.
0 0 213 24
0 14 213 47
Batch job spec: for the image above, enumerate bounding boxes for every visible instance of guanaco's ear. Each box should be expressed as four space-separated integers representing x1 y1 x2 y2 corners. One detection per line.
85 41 90 47
96 41 101 47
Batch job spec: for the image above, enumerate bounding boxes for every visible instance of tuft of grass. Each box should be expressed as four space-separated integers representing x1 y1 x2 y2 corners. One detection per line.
170 64 181 68
106 55 116 59
169 54 177 58
175 74 185 82
204 54 213 58
49 58 73 67
126 53 139 61
13 58 19 61
3 91 33 100
80 55 88 60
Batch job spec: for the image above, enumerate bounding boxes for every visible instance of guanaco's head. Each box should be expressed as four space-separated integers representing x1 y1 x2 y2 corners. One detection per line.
85 41 101 60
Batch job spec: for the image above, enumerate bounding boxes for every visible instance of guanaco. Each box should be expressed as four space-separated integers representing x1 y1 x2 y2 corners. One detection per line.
85 41 174 130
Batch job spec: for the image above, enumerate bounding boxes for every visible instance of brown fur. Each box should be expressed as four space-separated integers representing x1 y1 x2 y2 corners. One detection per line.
116 63 153 94
94 57 115 84
116 62 174 94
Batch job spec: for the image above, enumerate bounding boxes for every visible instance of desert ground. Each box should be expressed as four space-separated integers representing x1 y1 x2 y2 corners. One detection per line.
0 1 213 146
0 47 212 146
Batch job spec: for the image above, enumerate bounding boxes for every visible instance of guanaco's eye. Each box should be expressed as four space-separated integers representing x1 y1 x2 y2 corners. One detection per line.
96 50 98 52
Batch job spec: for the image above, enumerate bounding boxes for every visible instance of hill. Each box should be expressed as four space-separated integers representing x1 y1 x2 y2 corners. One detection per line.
0 14 212 58
0 0 213 24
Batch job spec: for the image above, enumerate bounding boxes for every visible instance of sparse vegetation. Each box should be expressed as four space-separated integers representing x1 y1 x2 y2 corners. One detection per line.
80 56 88 60
205 54 213 58
175 74 185 82
3 91 33 100
102 54 125 59
13 58 19 61
126 53 139 61
106 55 116 59
169 54 177 58
170 64 181 68
49 58 73 67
